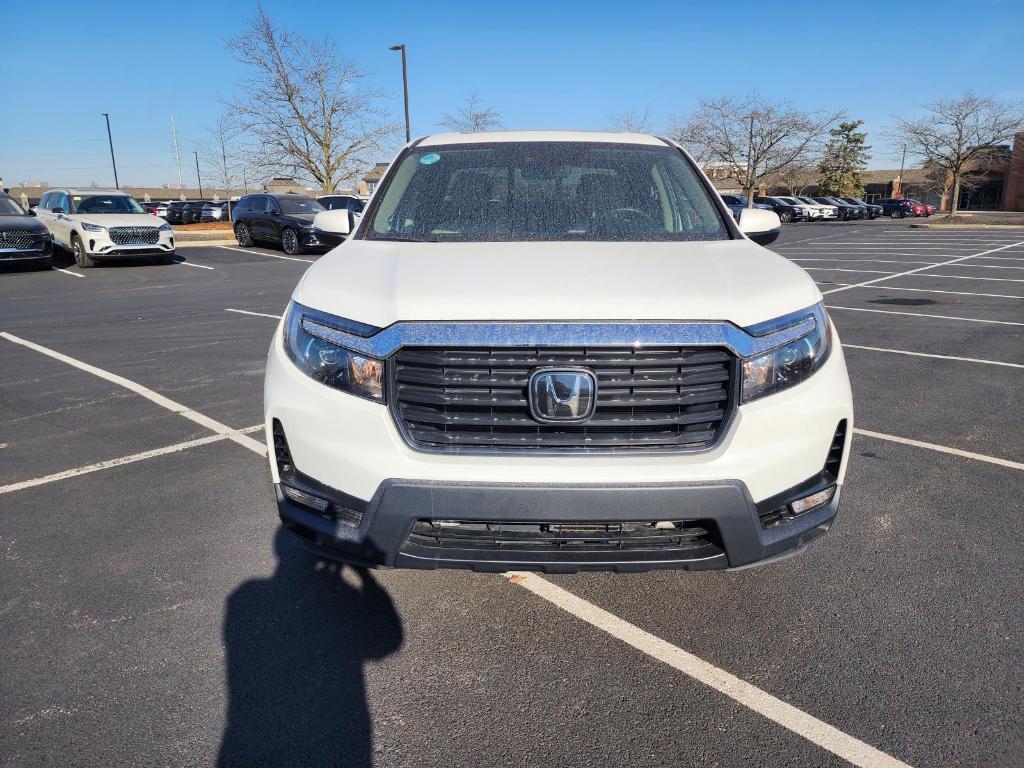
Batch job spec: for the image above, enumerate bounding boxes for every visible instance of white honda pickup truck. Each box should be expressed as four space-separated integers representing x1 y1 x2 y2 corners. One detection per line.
263 131 853 573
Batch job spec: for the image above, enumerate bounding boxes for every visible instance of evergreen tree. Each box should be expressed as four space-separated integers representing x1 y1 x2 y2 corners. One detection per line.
818 120 871 196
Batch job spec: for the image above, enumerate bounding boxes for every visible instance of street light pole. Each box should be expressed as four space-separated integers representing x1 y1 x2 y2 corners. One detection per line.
389 44 410 142
897 144 906 198
101 113 119 189
194 151 203 199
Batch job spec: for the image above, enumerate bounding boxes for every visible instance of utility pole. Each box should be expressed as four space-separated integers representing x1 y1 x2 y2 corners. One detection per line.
194 151 203 199
389 44 411 142
101 113 119 189
171 116 183 189
745 113 755 207
897 144 906 198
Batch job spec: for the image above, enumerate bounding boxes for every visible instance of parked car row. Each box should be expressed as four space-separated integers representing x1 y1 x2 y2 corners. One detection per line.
155 199 235 225
723 194 935 223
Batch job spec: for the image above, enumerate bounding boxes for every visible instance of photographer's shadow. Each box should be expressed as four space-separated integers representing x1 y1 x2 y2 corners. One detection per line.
218 529 403 767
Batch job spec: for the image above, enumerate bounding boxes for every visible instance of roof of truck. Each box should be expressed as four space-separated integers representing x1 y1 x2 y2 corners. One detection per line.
417 131 668 147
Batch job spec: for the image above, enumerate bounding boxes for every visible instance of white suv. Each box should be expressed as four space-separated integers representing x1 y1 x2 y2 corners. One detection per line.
264 132 853 573
36 189 175 267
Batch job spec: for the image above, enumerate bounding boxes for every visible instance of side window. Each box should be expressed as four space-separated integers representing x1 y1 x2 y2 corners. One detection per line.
59 193 70 212
265 197 280 214
350 199 365 214
236 197 250 212
40 193 52 210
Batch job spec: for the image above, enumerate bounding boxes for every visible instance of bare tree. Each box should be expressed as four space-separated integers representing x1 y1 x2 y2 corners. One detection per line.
774 165 819 197
891 92 1024 214
440 93 503 132
609 106 653 133
226 6 393 193
673 95 843 207
198 113 248 221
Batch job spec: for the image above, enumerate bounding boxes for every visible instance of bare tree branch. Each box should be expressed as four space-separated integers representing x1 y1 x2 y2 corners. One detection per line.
672 95 843 207
225 5 396 192
890 92 1024 214
440 93 503 132
608 107 653 133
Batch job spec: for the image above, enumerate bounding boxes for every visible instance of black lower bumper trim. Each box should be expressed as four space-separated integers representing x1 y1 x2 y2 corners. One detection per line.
276 475 840 573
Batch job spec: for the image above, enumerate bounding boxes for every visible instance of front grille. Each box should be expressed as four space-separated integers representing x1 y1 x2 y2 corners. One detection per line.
392 346 736 451
404 519 723 557
108 226 159 245
0 230 36 250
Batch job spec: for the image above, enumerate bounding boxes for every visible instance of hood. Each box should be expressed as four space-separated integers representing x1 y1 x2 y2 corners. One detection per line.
75 213 164 228
0 215 48 234
295 239 821 330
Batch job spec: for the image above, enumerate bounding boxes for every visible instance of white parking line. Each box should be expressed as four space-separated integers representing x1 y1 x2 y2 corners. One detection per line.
853 429 1024 471
821 240 1024 295
0 332 267 456
505 572 913 768
216 245 315 263
842 344 1023 369
225 308 283 320
51 267 84 278
791 259 941 266
802 267 898 275
911 273 1024 283
974 256 1024 262
0 426 264 495
827 305 1024 327
174 259 215 270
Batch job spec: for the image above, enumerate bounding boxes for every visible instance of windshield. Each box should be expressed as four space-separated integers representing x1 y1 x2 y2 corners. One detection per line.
279 197 324 214
0 197 26 215
363 142 729 242
72 194 145 214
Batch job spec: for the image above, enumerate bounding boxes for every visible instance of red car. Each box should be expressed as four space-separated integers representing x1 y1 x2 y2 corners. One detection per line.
907 199 932 217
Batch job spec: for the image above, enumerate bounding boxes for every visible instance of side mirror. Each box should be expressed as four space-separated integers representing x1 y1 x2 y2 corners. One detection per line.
52 206 64 215
27 207 36 216
737 208 781 246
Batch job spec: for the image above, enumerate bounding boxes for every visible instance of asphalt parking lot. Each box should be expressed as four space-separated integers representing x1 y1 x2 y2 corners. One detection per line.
2 221 1022 767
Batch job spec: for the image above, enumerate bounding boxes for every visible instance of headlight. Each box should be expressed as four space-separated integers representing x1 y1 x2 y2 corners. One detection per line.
80 221 106 232
158 223 171 231
742 304 831 403
283 302 384 402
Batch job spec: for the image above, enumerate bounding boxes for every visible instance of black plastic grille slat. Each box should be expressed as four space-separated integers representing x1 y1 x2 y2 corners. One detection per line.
393 345 736 451
407 519 720 553
108 226 159 245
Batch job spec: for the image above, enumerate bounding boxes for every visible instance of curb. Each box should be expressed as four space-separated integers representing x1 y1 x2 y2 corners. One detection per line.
176 239 238 247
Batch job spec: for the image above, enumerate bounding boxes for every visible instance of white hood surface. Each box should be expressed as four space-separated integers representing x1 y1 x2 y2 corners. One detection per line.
296 239 821 330
75 213 165 228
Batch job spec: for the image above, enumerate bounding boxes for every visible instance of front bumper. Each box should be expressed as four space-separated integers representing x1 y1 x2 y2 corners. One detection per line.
265 318 853 572
85 231 175 258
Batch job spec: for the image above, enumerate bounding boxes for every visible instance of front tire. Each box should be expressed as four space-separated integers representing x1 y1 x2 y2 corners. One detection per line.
890 210 900 219
779 211 793 223
281 228 300 256
235 222 253 247
71 233 95 268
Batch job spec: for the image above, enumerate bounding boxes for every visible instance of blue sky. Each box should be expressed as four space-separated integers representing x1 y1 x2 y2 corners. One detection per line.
2 0 1022 187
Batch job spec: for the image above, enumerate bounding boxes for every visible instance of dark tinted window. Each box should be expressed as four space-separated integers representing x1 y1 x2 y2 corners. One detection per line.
276 196 323 214
72 194 144 214
0 195 26 215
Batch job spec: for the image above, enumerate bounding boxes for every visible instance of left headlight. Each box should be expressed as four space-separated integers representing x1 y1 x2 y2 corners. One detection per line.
283 302 384 402
80 221 106 232
741 304 832 403
158 223 171 231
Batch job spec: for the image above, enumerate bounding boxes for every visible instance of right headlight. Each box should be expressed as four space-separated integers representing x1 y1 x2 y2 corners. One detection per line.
741 304 832 403
282 302 384 402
